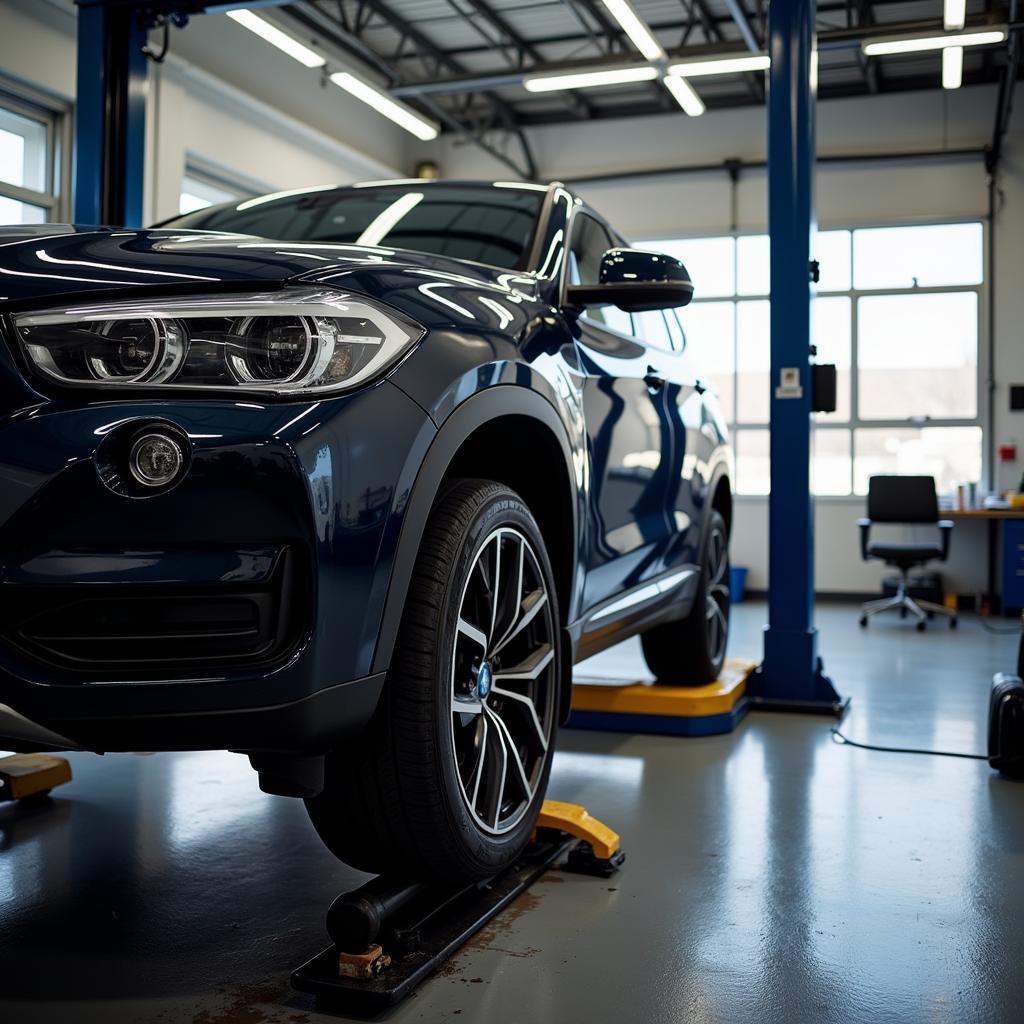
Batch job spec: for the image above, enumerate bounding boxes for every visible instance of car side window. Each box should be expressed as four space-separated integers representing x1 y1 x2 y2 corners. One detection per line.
632 309 674 352
570 212 632 335
568 213 614 286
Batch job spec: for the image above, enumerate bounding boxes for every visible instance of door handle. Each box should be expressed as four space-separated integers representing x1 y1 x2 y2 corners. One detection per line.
644 367 666 392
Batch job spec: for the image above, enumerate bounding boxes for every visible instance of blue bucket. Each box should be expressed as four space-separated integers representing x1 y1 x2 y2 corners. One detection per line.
730 566 748 603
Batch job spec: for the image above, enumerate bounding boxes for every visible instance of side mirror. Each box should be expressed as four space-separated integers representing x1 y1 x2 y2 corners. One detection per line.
566 248 694 312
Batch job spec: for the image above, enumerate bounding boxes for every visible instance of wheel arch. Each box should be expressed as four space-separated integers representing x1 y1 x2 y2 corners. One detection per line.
710 469 733 537
371 388 580 702
443 414 576 625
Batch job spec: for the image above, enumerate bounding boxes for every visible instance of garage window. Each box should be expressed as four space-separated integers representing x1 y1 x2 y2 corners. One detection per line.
644 223 985 497
0 91 66 224
179 170 250 215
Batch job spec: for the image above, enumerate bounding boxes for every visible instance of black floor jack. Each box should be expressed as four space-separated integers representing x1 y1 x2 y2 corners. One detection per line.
989 618 1024 778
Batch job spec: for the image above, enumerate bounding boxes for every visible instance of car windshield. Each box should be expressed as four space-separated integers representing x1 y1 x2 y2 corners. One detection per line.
166 184 546 271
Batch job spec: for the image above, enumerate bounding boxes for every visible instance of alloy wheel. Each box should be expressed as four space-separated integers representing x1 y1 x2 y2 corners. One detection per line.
705 523 730 666
450 526 556 836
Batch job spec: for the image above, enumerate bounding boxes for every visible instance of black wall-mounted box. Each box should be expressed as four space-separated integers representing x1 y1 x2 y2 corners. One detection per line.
812 363 837 413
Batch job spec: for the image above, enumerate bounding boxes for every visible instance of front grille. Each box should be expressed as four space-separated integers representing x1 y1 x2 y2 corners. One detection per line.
1 548 307 675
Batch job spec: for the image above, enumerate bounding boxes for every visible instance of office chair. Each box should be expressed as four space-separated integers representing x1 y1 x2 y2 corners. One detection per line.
858 475 957 631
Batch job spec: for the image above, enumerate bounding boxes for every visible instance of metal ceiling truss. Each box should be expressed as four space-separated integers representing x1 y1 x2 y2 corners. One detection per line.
285 1 1020 154
292 0 538 176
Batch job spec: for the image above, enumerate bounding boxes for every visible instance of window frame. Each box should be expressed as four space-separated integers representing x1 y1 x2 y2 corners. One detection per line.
0 77 71 223
177 157 269 217
639 216 989 499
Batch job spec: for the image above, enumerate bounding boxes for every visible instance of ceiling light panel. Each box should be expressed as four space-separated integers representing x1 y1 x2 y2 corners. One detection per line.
225 10 325 68
600 0 666 61
862 28 1007 56
330 72 440 140
662 75 705 116
667 54 771 77
523 66 660 92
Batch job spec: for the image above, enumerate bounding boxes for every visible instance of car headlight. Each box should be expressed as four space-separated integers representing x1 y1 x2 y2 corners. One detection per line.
11 288 423 395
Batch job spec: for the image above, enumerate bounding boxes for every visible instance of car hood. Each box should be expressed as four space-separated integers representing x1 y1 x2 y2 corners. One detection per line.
0 225 540 310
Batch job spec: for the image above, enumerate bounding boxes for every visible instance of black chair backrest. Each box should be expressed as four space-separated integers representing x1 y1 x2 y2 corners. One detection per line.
867 475 939 524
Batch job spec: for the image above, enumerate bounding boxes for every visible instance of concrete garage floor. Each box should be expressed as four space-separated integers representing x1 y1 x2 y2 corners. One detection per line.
2 601 1023 1024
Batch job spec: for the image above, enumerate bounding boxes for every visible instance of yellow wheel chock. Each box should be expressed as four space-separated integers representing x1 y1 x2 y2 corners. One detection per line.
534 799 621 860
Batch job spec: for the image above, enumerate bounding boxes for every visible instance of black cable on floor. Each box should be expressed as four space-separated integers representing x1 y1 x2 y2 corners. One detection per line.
977 618 1023 635
830 728 988 761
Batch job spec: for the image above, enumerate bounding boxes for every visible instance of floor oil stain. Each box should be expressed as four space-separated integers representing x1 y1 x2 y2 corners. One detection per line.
440 889 546 978
191 979 292 1024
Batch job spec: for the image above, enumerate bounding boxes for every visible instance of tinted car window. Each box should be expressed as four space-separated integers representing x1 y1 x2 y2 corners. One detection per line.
166 185 544 270
568 213 613 286
570 212 626 333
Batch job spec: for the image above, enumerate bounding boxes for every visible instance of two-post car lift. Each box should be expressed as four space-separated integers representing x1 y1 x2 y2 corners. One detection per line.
65 0 843 1010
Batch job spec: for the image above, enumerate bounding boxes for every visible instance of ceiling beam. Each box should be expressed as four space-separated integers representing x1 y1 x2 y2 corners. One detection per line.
287 1 537 177
454 0 594 118
569 0 672 110
692 0 764 101
722 0 761 53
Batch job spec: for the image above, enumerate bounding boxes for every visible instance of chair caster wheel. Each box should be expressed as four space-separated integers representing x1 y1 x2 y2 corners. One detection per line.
916 620 926 632
900 607 908 619
950 617 958 629
859 616 867 628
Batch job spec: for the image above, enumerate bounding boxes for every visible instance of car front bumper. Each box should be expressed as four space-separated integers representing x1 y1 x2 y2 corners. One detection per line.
0 376 435 753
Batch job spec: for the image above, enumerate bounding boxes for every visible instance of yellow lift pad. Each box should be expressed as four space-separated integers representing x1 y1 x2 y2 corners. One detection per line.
567 658 758 735
0 753 72 801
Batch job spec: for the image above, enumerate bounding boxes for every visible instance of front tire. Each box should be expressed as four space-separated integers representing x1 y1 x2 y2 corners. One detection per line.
306 479 560 883
640 509 730 685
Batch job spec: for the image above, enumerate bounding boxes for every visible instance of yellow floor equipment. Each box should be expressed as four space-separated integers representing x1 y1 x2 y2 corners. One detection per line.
567 657 757 736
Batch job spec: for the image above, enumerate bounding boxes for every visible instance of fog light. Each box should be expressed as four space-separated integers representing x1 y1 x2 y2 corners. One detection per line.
128 433 184 488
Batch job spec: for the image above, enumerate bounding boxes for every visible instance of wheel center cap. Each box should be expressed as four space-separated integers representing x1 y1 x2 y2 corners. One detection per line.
477 661 493 699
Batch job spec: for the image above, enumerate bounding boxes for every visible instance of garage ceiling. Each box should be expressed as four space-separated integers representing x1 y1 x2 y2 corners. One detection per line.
285 0 1019 128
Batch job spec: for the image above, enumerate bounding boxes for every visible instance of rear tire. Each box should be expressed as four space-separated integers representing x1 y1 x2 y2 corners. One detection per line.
641 509 730 686
306 479 560 883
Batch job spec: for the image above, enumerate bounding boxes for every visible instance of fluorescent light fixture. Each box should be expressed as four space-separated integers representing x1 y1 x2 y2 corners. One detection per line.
356 192 424 246
600 0 665 61
863 28 1007 56
942 46 964 88
330 72 439 141
523 65 659 92
225 10 325 68
667 53 771 77
944 0 967 30
662 75 705 116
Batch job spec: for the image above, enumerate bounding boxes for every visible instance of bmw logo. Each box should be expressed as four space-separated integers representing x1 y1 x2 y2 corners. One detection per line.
477 661 492 699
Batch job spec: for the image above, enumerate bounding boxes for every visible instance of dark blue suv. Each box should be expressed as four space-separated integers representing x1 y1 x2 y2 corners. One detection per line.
0 181 731 881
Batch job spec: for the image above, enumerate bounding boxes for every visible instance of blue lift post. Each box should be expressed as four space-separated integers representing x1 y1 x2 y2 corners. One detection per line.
746 0 846 716
72 1 290 227
74 0 150 227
